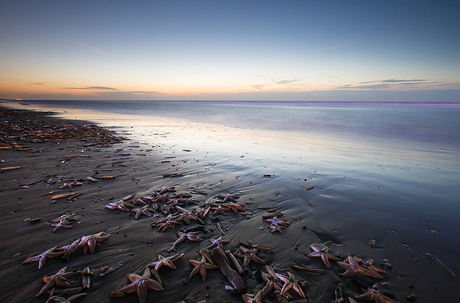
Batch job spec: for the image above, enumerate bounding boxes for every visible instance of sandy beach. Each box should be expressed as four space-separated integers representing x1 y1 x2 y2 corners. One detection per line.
1 104 458 303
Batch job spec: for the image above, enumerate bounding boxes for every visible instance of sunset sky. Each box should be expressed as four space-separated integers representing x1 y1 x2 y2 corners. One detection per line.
1 0 459 101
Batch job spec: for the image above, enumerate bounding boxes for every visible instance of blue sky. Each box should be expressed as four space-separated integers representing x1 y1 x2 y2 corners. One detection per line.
1 0 459 101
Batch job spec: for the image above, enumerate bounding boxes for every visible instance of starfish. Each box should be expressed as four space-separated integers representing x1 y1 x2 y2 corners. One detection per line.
160 200 178 214
155 214 181 232
218 194 239 202
212 246 246 293
268 224 286 234
168 231 202 251
222 202 245 213
275 271 306 299
189 251 219 281
238 246 266 268
173 192 192 199
202 201 218 208
74 231 110 254
105 199 135 211
132 205 156 219
77 267 93 289
338 256 383 280
363 259 387 274
60 237 82 260
133 197 147 205
155 186 176 195
241 287 267 303
51 219 74 232
262 266 284 293
37 267 76 296
175 206 204 224
175 197 196 206
59 181 83 189
46 293 87 302
146 253 184 272
21 246 65 269
153 194 170 204
307 245 339 268
212 205 230 216
265 216 289 226
195 206 211 220
208 236 231 249
355 285 398 303
110 267 163 303
50 213 80 232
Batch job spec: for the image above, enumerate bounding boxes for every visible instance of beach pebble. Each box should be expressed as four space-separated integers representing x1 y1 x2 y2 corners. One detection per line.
406 294 417 301
369 239 376 248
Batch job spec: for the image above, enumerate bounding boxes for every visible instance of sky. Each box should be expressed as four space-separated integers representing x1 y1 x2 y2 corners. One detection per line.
1 0 459 101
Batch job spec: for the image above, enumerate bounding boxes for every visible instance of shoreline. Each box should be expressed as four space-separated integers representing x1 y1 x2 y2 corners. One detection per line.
1 105 458 303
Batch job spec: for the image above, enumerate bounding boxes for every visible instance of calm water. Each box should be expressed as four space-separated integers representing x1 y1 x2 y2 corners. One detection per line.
20 100 460 147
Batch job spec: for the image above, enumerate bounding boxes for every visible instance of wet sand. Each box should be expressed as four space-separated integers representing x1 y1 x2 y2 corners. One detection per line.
0 105 458 303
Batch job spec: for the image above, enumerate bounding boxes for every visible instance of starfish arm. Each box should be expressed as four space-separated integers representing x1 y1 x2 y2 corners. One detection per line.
337 261 352 270
321 255 331 268
137 282 148 303
149 269 163 286
37 281 55 296
355 292 375 300
381 295 398 303
134 211 141 220
124 202 135 208
38 255 48 269
361 267 384 279
251 254 266 264
243 256 251 267
118 205 131 211
87 238 96 254
307 252 322 257
280 282 292 296
189 264 202 280
55 277 71 287
309 245 320 252
116 283 138 294
293 284 306 298
145 279 163 291
199 264 207 281
339 269 356 277
270 225 284 233
47 251 65 259
21 255 41 264
128 273 142 283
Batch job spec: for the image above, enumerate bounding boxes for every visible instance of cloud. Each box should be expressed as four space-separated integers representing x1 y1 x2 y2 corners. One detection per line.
27 82 45 85
337 79 444 90
63 86 118 90
60 39 106 54
128 90 164 95
251 85 265 89
276 79 298 85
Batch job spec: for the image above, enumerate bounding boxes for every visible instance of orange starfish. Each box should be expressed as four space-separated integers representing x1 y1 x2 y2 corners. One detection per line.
307 245 338 268
110 267 163 303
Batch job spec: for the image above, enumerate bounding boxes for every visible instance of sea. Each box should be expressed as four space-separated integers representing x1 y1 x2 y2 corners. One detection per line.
7 99 460 301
